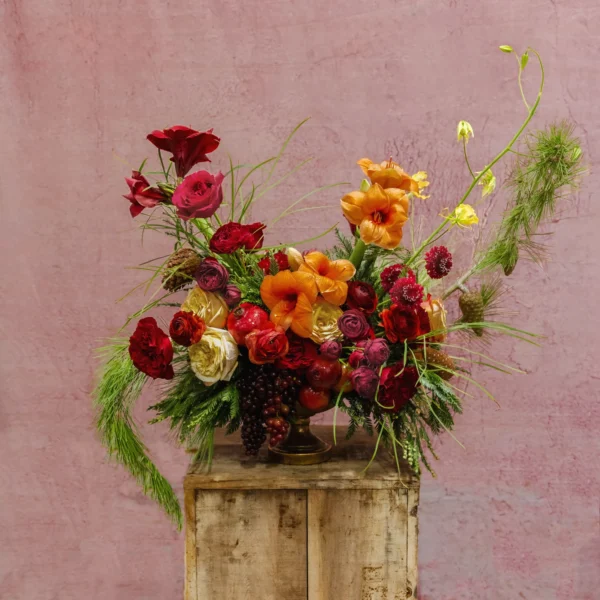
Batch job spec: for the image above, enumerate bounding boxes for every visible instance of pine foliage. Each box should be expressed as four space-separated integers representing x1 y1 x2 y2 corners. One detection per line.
93 341 182 527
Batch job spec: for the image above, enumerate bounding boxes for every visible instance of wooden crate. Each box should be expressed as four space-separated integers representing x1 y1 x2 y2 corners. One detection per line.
184 426 419 600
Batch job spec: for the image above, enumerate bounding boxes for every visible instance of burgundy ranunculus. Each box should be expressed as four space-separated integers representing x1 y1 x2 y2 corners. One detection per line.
351 366 380 400
276 333 318 370
348 348 367 369
379 365 419 412
146 125 220 178
346 281 378 314
319 340 342 360
123 171 165 218
380 304 430 344
363 338 390 367
169 311 206 347
222 284 242 308
338 309 371 341
128 317 174 380
209 221 266 254
172 170 224 221
195 257 229 292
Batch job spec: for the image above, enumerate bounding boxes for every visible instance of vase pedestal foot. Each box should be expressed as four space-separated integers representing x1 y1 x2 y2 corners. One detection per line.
268 417 332 465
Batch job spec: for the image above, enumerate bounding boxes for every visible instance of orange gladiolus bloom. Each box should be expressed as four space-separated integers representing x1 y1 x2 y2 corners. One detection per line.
358 158 429 199
341 183 409 250
260 270 318 338
298 251 356 305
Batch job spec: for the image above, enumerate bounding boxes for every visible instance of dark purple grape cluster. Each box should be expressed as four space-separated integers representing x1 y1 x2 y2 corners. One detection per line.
237 365 302 455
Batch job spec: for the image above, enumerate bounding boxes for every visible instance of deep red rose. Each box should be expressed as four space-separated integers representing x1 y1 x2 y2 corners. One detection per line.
129 317 174 380
172 170 224 221
169 311 206 347
123 171 165 218
379 365 419 412
346 281 378 314
246 323 290 365
276 332 318 370
209 221 266 254
381 304 430 344
195 257 229 292
146 125 220 178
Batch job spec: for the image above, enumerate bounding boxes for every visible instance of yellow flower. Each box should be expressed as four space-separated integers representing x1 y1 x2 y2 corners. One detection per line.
188 327 239 385
421 297 447 343
477 169 496 198
286 247 304 271
181 286 229 328
457 121 474 144
341 183 409 249
309 299 343 345
357 158 429 199
442 204 479 228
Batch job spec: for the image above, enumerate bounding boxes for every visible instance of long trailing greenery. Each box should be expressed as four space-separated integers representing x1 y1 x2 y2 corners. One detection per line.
93 340 182 527
477 121 584 275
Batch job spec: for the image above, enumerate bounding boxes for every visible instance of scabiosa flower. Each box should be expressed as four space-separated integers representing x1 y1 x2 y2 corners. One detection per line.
389 277 424 306
425 246 453 279
380 263 415 293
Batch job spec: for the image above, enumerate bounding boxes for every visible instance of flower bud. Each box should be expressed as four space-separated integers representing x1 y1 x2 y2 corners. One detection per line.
456 120 474 144
286 247 304 271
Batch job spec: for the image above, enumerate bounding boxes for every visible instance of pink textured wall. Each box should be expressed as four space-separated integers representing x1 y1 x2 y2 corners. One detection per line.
1 1 599 598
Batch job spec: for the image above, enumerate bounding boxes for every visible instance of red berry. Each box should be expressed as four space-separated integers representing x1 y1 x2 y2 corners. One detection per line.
227 303 270 345
306 358 342 390
298 385 331 411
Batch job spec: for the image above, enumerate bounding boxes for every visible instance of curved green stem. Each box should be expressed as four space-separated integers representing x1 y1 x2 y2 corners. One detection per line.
463 138 476 179
406 48 544 269
349 238 367 269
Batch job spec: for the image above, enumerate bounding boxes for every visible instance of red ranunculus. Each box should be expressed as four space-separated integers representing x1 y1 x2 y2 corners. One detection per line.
346 281 378 314
381 303 430 343
172 170 224 221
276 332 318 370
246 323 290 365
257 250 289 274
258 255 272 274
129 317 174 379
379 365 419 412
209 221 266 254
146 126 220 178
195 257 229 292
123 171 165 218
169 311 206 347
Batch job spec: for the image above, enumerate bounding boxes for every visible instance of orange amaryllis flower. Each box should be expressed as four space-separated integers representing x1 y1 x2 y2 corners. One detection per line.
260 270 318 338
341 183 409 250
358 158 429 199
298 251 356 305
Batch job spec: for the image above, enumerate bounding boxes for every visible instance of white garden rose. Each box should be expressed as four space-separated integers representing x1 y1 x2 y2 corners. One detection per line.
188 327 239 385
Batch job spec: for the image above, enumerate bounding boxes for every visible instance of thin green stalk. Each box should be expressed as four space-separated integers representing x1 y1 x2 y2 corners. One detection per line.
349 238 367 269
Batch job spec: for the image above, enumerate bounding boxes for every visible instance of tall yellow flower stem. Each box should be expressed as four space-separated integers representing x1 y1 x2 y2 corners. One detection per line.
405 48 545 270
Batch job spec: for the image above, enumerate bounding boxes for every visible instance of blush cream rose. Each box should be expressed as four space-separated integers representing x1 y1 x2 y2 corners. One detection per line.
188 327 239 385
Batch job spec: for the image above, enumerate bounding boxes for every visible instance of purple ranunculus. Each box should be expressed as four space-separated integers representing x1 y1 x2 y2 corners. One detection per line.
319 340 342 360
350 366 380 400
195 257 229 292
338 309 371 341
222 284 242 308
363 338 390 367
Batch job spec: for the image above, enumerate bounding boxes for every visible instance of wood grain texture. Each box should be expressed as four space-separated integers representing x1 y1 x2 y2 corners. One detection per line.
307 488 409 600
406 488 420 599
185 426 418 491
194 489 307 600
184 487 197 600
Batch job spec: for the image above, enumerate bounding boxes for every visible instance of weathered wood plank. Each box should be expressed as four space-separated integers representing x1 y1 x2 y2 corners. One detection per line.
194 489 308 600
184 487 198 600
307 488 409 600
185 426 418 491
406 487 419 599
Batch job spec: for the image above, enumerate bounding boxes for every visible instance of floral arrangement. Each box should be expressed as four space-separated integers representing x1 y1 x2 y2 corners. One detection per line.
93 46 584 527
